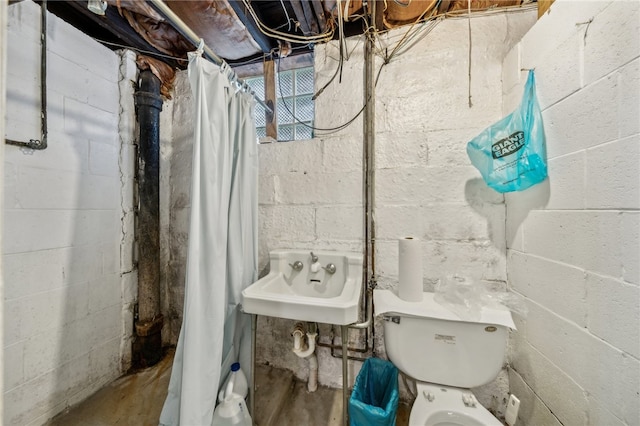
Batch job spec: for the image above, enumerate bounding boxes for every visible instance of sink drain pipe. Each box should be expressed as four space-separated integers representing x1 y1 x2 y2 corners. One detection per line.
133 69 164 367
292 323 319 392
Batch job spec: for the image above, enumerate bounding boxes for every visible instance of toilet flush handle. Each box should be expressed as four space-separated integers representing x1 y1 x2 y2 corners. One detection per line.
383 315 401 324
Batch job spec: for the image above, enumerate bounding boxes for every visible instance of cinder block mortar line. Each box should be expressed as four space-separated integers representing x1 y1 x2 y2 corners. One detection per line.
2 279 109 303
4 349 103 397
535 55 638 115
3 208 118 212
526 296 639 360
506 249 635 285
515 208 639 213
507 367 567 426
2 245 114 256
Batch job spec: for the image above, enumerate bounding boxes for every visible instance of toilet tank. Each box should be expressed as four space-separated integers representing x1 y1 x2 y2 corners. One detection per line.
374 290 516 389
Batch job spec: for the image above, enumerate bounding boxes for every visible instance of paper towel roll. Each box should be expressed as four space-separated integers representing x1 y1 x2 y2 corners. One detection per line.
398 237 423 302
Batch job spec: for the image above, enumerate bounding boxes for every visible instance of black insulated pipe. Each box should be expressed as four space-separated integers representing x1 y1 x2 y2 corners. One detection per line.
133 69 163 368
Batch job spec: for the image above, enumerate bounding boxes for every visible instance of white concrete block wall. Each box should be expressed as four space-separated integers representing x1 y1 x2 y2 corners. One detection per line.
503 1 640 425
3 2 130 424
254 10 536 417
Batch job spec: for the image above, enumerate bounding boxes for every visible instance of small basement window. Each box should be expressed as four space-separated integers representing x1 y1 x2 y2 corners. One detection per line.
246 66 315 142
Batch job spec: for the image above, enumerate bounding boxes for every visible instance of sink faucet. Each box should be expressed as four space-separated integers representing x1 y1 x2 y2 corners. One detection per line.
310 252 321 273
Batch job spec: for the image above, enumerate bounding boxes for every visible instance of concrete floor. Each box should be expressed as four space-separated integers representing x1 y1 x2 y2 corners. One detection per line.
47 350 174 426
47 350 411 426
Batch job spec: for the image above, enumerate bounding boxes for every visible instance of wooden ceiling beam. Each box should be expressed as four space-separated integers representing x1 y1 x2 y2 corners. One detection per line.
311 0 327 33
301 0 319 34
45 0 182 68
227 0 276 54
289 0 312 35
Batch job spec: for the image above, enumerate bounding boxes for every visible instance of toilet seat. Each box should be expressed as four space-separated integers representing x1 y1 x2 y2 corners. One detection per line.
409 383 503 426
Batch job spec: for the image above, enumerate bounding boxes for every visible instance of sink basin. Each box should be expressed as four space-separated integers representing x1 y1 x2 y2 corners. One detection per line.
242 249 363 325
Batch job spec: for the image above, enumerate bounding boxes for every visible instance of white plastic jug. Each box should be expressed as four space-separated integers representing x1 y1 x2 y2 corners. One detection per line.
218 362 248 403
212 381 252 426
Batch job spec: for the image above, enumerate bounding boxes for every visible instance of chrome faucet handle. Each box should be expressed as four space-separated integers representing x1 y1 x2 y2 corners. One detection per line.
322 263 336 274
310 251 319 263
289 261 303 271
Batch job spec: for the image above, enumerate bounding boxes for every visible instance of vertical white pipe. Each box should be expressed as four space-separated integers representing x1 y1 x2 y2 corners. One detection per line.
307 354 318 392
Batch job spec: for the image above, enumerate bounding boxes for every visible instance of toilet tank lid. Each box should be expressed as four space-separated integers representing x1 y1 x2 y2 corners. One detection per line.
374 290 516 329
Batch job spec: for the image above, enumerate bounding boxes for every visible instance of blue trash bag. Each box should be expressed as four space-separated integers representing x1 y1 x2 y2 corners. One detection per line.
349 358 399 426
467 70 548 193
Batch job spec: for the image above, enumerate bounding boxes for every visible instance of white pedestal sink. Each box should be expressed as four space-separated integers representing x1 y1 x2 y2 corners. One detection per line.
242 249 363 325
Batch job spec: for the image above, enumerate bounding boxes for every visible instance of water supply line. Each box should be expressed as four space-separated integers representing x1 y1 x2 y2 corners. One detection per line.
5 0 48 150
344 0 377 334
339 8 378 426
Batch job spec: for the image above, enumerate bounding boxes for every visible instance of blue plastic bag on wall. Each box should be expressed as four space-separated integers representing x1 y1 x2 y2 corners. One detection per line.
467 70 548 193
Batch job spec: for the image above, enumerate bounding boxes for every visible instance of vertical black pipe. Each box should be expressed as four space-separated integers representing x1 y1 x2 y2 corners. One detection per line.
133 69 163 367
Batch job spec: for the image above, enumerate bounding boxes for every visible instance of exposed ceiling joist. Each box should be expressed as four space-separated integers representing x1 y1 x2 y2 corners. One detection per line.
227 0 276 54
45 0 182 68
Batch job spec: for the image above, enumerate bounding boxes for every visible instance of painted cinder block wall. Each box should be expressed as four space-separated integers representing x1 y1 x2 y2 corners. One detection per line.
502 1 640 425
3 2 134 424
256 10 535 416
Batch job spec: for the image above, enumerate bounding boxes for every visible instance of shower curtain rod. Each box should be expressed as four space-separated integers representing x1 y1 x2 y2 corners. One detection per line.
147 0 273 114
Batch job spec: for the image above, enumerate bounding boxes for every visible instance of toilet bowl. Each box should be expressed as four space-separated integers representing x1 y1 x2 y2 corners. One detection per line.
410 383 502 426
374 290 515 426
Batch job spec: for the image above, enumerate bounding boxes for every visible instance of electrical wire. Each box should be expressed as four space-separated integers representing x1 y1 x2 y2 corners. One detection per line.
272 1 537 136
383 0 438 62
241 0 335 44
90 37 188 62
444 3 536 19
95 0 536 135
278 0 294 32
372 1 536 65
312 53 341 101
232 44 310 69
275 54 386 135
382 17 441 59
89 35 314 74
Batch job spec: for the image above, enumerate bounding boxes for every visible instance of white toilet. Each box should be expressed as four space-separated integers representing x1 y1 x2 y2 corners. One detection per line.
374 290 516 426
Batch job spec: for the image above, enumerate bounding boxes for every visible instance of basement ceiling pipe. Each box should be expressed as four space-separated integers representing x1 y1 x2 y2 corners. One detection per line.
147 0 273 114
133 69 164 368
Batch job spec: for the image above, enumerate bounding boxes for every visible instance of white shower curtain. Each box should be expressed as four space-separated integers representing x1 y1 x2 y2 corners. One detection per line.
160 50 258 426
